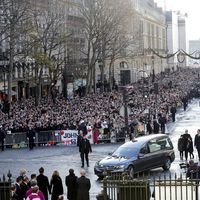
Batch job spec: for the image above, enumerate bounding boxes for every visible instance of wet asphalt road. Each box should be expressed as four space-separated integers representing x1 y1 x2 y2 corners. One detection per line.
1 99 200 199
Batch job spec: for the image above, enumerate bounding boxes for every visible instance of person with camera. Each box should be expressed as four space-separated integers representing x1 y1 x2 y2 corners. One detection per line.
186 159 200 199
186 160 200 180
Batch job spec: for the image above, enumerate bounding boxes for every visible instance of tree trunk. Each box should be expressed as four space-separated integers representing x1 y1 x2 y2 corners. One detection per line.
35 66 43 105
86 64 91 94
89 65 93 93
101 41 106 92
8 28 15 105
35 84 39 106
109 61 113 91
93 64 96 93
38 82 42 102
8 51 14 104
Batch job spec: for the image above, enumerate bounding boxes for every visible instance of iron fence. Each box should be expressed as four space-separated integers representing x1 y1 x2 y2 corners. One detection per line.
100 172 200 200
0 171 12 200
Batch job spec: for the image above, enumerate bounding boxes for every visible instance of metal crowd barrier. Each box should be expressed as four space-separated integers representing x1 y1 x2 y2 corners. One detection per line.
5 130 60 148
4 131 126 148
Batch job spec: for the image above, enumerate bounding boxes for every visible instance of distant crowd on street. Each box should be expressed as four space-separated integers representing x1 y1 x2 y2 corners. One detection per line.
0 68 200 142
11 167 90 200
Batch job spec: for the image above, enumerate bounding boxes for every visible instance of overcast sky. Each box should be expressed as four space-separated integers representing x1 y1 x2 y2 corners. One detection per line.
155 0 200 40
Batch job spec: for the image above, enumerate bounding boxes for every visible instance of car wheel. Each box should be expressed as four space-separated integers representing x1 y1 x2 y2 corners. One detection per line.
128 165 134 178
163 157 171 171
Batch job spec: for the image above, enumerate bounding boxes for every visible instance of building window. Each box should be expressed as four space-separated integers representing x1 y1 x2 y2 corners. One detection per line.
120 61 128 69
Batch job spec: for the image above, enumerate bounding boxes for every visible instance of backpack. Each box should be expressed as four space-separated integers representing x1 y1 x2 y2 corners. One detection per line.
27 193 41 200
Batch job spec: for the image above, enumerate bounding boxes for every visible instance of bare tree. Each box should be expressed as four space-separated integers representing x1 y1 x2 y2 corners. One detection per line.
79 0 103 93
97 0 135 91
80 0 138 93
0 0 31 105
27 0 70 104
106 6 141 89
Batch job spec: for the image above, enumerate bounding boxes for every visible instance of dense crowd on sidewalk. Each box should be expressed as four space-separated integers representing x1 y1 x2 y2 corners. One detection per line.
0 68 200 139
10 167 91 200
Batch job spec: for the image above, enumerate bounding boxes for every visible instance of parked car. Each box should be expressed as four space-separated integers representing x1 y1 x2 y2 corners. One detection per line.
94 134 175 178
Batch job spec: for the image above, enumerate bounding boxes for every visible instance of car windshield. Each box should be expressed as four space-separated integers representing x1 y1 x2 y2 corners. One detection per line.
112 146 139 159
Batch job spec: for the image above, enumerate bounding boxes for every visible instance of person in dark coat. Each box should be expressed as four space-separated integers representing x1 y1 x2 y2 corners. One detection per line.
65 169 77 200
158 114 167 134
177 135 184 160
77 170 91 200
20 176 30 199
170 104 177 122
26 126 36 150
50 170 63 200
77 131 83 147
182 96 188 111
0 125 6 151
11 184 18 200
15 176 23 200
188 137 194 159
37 167 50 200
195 129 200 160
146 120 152 134
153 119 160 134
79 134 92 168
182 129 192 161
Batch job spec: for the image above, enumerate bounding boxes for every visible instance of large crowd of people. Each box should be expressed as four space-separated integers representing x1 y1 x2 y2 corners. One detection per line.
0 68 200 140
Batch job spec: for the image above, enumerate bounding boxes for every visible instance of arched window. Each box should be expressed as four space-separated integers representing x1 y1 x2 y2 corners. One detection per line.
120 61 128 69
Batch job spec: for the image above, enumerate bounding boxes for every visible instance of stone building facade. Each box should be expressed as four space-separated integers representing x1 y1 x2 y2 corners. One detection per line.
96 0 167 86
0 0 85 100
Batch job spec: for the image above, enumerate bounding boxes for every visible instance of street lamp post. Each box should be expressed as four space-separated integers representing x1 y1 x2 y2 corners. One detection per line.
119 86 131 140
151 55 159 119
138 68 149 135
123 88 130 139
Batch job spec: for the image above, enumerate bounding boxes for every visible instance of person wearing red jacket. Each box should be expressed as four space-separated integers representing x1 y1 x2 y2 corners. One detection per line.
26 181 45 200
26 185 44 200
